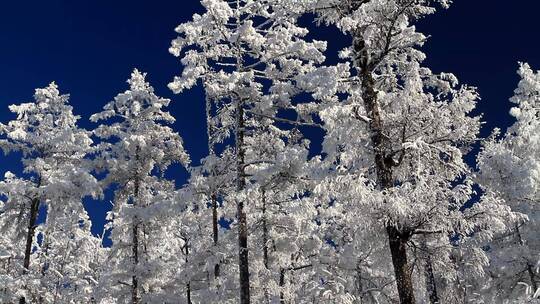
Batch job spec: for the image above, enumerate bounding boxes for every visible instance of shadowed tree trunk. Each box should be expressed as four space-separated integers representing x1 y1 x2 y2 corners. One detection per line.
236 97 250 304
279 268 286 304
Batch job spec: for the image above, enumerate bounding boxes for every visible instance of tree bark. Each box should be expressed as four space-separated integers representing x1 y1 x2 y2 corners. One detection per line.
236 98 251 304
131 165 141 304
354 30 416 304
386 227 415 304
279 268 286 304
19 197 40 304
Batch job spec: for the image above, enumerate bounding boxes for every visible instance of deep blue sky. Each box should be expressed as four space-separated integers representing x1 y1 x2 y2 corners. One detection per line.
1 0 539 238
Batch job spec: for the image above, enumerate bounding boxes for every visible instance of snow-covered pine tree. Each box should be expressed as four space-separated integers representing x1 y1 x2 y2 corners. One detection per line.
91 69 190 303
477 63 540 302
0 83 101 303
296 0 518 302
169 1 326 302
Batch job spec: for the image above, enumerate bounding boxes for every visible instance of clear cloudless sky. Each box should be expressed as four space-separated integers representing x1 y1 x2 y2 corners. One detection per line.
1 0 539 240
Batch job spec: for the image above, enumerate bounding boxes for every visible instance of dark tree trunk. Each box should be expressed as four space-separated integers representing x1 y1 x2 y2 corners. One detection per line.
354 30 416 303
206 94 221 281
387 226 415 304
279 268 286 304
185 242 192 304
23 198 40 272
132 222 140 304
236 98 251 304
131 170 141 304
19 197 40 304
421 238 439 304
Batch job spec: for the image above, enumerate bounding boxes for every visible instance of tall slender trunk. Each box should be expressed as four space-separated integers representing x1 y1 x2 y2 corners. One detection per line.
132 221 140 304
421 237 439 304
132 160 141 304
233 4 251 300
262 189 269 270
19 197 40 304
185 242 192 304
236 97 251 304
354 31 416 303
206 94 221 281
262 190 270 303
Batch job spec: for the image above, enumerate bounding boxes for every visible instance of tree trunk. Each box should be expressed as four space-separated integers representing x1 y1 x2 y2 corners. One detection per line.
207 94 221 280
131 171 141 304
354 28 416 303
236 98 251 304
262 189 269 270
132 222 140 304
421 237 439 304
279 268 286 304
19 197 40 304
515 224 538 292
212 193 220 279
185 242 192 304
386 226 415 304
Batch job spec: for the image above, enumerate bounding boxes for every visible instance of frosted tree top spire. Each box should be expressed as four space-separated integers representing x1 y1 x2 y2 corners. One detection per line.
91 68 175 125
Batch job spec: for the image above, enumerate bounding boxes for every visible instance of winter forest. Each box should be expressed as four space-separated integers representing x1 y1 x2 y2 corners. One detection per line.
0 0 539 303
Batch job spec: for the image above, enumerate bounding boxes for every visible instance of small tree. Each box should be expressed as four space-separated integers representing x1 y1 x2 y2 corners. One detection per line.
0 83 100 303
477 63 540 302
91 69 190 303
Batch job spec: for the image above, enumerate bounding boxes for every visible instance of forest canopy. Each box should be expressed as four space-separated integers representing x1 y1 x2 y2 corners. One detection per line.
0 1 539 303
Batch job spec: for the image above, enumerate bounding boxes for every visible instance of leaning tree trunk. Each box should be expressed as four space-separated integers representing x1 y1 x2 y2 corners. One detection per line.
235 97 251 304
19 197 40 304
354 32 416 303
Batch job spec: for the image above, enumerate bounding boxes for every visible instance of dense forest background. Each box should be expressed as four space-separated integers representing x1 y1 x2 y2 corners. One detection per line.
0 1 539 303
